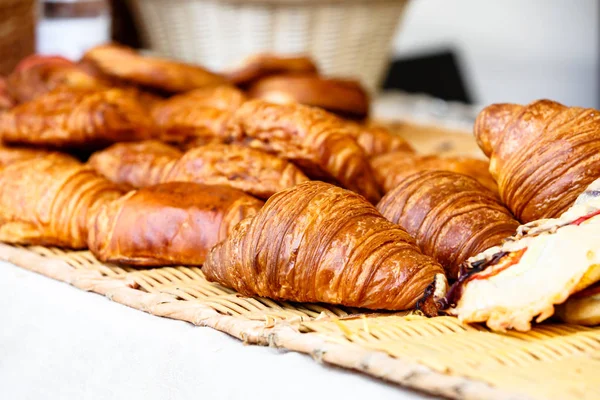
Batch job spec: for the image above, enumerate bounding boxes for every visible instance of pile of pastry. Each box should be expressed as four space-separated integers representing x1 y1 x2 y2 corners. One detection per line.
1 44 599 333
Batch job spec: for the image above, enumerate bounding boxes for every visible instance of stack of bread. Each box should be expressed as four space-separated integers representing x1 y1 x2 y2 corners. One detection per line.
1 43 599 331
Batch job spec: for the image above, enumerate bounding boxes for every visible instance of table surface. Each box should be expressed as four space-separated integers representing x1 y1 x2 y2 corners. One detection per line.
1 262 437 400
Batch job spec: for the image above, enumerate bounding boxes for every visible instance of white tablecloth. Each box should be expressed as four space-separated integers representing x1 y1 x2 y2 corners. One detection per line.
0 262 433 400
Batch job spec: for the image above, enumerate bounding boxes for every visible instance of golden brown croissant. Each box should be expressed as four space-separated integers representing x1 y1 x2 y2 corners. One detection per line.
204 181 447 310
88 182 263 266
225 54 319 86
0 88 155 149
371 152 498 194
87 141 309 199
88 140 182 188
377 170 518 279
82 44 226 93
0 154 123 248
475 99 600 222
248 74 369 120
162 143 310 199
152 86 246 146
7 55 105 103
227 100 381 203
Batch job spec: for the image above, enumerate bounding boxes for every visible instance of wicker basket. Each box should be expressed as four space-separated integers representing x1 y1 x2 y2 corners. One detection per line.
0 0 36 75
127 0 409 92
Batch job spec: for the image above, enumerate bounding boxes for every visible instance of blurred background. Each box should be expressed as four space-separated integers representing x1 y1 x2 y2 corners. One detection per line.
3 0 598 111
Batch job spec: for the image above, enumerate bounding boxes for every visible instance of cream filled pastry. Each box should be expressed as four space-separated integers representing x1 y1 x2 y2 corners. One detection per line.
444 178 600 332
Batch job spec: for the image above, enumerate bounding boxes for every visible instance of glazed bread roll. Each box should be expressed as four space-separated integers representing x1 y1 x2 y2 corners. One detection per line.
227 100 381 203
204 181 447 310
377 170 518 279
88 182 263 266
225 54 319 86
0 154 123 248
248 74 369 120
474 99 600 222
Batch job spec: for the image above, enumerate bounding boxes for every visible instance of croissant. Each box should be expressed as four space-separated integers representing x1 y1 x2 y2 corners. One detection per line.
227 100 381 203
0 88 155 149
88 182 263 266
0 154 123 248
377 170 518 279
162 143 310 199
152 86 247 146
248 74 369 120
474 99 600 222
88 141 309 199
82 44 226 93
7 55 105 103
88 141 182 188
371 152 498 194
204 181 447 310
225 53 319 86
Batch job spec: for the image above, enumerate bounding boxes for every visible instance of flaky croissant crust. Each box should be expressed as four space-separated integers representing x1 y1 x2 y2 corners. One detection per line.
204 181 445 310
162 143 310 199
371 152 498 195
226 100 381 203
475 99 600 222
0 154 123 248
377 170 518 278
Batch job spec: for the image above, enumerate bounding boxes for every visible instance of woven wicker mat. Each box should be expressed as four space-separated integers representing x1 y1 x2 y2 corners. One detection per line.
2 243 600 400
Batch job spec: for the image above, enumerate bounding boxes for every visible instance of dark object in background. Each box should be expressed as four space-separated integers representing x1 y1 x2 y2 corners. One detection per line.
383 50 473 104
0 0 35 75
110 0 141 48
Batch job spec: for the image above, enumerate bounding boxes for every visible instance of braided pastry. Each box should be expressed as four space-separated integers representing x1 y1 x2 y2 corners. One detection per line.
204 181 446 310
